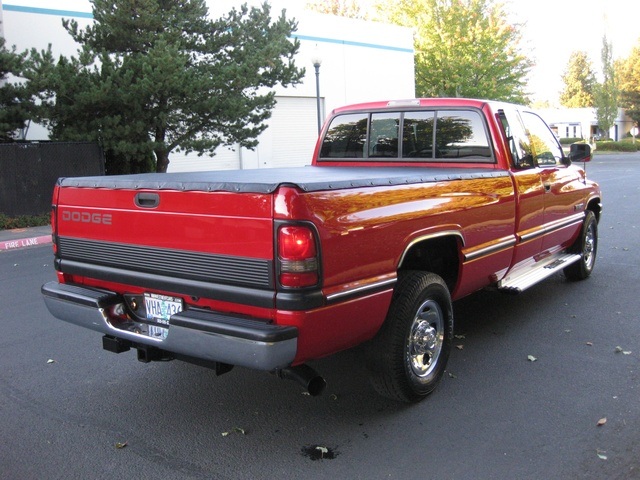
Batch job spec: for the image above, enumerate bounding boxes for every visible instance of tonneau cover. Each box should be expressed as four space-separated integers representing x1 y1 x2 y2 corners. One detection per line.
57 166 508 194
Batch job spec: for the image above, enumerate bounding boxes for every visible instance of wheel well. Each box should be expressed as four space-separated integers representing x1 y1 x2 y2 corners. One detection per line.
587 198 602 223
398 236 460 292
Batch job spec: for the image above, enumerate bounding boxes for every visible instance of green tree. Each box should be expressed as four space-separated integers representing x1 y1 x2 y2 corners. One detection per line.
0 38 33 142
305 0 369 19
616 39 640 128
559 51 596 108
377 0 532 103
28 0 304 173
593 36 619 138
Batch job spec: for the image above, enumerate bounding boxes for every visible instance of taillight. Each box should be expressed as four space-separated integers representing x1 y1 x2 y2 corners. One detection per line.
277 225 319 288
50 204 58 255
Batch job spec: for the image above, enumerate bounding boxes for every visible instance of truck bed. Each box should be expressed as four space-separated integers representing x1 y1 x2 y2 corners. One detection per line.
57 166 508 193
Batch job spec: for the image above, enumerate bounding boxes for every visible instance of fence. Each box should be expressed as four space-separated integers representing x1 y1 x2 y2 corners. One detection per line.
0 142 104 217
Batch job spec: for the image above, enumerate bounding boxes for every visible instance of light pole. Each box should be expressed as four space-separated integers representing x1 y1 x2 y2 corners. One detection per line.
311 53 322 135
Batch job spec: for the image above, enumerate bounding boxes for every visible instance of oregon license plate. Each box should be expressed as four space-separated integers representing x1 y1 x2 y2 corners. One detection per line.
144 293 183 325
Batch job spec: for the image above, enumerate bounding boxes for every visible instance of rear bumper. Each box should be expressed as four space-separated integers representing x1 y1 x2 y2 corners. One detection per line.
41 281 298 370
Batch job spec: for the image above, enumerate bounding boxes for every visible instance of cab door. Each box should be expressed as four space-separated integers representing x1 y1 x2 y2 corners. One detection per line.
519 111 586 253
497 108 545 268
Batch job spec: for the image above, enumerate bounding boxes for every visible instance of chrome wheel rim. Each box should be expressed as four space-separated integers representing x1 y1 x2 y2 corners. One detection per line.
584 221 596 271
408 299 444 378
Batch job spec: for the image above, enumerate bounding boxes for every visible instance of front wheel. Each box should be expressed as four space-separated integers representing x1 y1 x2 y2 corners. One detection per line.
564 210 598 281
366 271 453 403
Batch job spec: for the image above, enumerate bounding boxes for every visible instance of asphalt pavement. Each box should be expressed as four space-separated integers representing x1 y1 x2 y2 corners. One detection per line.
1 154 639 479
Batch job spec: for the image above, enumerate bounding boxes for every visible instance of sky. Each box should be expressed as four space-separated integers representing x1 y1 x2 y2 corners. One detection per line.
2 0 637 105
361 0 639 104
504 0 639 104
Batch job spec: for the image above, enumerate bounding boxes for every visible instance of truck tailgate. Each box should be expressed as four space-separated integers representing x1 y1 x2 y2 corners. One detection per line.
54 185 275 306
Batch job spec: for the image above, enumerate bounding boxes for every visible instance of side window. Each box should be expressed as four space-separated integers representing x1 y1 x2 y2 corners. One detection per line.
402 111 434 158
498 109 534 168
319 113 368 158
520 111 564 166
369 113 400 158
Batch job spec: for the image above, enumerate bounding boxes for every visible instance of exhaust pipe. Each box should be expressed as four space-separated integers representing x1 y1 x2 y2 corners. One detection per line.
278 365 326 396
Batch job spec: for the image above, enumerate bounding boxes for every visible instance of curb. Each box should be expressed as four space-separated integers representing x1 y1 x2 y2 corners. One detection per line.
0 228 52 252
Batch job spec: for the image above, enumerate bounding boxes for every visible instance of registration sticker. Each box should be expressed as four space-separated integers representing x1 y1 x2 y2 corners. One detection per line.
144 293 183 325
148 324 169 340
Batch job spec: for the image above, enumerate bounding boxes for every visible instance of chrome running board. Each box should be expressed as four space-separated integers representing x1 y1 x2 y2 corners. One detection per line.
498 253 582 293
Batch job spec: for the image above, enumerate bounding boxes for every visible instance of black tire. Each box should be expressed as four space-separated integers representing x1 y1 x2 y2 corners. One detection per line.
366 271 453 403
564 210 598 281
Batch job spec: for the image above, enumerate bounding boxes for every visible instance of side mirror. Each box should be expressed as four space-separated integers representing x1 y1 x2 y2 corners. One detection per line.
569 143 592 163
515 153 535 169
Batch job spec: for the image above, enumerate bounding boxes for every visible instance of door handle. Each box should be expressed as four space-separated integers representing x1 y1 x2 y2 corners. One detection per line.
543 182 551 192
135 192 160 208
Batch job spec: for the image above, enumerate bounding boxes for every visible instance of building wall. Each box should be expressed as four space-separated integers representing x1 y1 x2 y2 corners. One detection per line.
1 0 415 171
537 107 632 142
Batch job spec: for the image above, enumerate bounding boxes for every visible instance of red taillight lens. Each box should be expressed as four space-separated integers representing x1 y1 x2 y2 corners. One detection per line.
50 205 57 254
278 225 319 288
278 226 317 259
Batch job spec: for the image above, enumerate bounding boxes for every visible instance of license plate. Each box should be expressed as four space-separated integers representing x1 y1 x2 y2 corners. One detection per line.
144 293 183 325
148 324 169 340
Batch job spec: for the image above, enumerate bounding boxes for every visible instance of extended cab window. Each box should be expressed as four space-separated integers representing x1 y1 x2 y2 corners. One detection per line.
403 111 434 158
320 113 367 158
319 108 493 162
434 110 492 160
520 111 564 166
369 113 400 157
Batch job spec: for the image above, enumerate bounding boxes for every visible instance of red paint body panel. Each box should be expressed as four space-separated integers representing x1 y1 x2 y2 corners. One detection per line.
56 187 273 258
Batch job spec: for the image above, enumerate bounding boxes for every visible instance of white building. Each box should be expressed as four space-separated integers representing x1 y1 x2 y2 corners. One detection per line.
537 107 633 142
1 0 415 171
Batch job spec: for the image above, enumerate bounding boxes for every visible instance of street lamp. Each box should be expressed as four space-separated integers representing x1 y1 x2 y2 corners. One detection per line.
311 52 322 135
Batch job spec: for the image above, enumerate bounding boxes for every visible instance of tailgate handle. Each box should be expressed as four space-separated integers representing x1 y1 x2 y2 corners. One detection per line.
135 192 160 208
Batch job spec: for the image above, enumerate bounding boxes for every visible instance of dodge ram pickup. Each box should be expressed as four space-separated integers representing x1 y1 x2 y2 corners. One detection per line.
42 98 602 402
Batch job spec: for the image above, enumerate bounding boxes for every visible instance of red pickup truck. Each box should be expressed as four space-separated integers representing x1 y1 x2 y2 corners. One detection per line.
42 98 601 402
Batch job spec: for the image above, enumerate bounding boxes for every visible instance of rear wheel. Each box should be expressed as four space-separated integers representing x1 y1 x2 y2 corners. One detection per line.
367 271 453 403
564 211 598 281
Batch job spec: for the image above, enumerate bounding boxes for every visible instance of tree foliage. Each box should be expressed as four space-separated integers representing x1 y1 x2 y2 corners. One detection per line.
377 0 532 103
559 51 596 108
305 0 369 19
616 39 640 128
0 38 34 142
27 0 304 173
593 36 619 138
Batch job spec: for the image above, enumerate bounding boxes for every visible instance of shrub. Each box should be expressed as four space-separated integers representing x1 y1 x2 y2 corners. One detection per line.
0 213 50 230
559 137 585 145
595 140 638 152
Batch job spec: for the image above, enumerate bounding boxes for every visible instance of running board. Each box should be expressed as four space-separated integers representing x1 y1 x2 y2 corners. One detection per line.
497 253 582 293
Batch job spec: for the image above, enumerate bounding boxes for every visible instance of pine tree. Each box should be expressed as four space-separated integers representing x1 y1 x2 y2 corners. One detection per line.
0 38 33 141
27 0 304 172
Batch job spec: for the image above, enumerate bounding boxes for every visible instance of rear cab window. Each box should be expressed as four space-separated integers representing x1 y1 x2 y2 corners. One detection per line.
319 108 494 163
